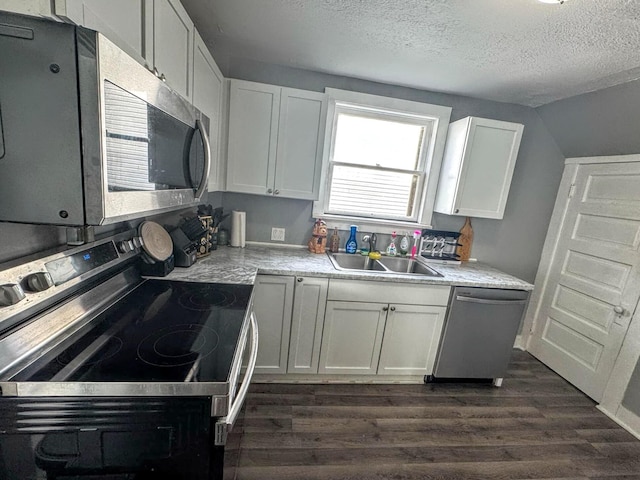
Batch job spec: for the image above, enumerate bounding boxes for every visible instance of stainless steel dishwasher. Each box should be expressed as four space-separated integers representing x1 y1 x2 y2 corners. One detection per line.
430 286 530 386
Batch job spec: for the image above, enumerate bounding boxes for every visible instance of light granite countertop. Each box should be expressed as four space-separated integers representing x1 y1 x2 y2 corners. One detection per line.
159 244 533 291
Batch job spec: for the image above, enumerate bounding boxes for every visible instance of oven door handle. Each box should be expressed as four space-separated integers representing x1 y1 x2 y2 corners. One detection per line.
215 311 258 446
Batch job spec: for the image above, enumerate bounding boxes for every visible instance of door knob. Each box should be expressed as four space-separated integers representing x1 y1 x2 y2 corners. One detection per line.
267 188 273 194
382 306 389 311
274 190 280 195
390 306 396 311
614 306 626 315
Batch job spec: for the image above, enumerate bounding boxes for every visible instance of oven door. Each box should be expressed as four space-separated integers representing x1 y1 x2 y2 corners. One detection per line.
79 30 211 226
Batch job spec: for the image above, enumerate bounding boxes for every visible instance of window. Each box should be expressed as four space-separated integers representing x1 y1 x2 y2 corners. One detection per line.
313 89 452 232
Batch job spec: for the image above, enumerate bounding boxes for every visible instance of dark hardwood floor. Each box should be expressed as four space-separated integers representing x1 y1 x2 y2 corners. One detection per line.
226 351 640 480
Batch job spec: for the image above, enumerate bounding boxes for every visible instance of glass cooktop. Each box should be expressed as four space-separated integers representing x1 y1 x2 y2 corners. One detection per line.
13 281 253 384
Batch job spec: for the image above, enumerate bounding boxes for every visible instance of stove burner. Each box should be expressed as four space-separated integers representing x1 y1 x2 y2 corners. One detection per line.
178 288 237 311
56 337 123 367
137 324 219 367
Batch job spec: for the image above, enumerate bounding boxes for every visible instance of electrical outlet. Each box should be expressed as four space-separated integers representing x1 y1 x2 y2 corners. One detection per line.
271 227 285 242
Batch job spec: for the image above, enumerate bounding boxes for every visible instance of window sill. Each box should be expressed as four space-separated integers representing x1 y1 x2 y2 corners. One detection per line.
312 212 431 235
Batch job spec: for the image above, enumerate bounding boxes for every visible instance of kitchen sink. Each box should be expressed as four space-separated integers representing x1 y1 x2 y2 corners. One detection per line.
328 253 387 271
327 253 442 277
376 256 442 276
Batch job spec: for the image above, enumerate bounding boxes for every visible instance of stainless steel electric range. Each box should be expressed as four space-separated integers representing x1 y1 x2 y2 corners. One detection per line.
0 230 258 480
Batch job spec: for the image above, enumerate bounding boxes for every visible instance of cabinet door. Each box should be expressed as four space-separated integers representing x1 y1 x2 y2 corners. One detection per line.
152 0 193 101
192 30 224 192
288 277 328 374
318 301 387 375
377 304 447 375
55 0 148 63
226 80 280 195
274 88 327 200
252 276 294 374
435 117 523 219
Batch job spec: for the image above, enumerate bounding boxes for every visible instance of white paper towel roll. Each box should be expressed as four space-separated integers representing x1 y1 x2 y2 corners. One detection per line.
230 210 246 247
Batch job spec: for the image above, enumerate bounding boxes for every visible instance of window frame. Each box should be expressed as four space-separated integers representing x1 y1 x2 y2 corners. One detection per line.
312 88 452 234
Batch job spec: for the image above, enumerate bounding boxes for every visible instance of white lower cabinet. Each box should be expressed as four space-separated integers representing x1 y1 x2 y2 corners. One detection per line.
252 275 294 374
287 277 328 374
320 280 451 377
377 304 447 375
319 301 387 375
253 276 451 380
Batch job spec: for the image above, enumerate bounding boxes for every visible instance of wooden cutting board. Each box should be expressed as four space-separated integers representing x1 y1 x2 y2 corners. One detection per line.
457 217 473 262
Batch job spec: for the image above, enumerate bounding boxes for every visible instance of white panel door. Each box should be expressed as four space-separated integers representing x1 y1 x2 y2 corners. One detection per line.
152 0 193 101
528 161 640 401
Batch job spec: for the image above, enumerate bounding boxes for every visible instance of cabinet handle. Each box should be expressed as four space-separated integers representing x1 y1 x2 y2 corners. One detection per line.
274 189 280 195
297 278 303 282
614 306 626 315
390 306 396 311
455 208 460 213
267 188 273 194
382 306 389 311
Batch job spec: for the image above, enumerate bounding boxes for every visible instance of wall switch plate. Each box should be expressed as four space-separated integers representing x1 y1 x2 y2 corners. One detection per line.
271 227 285 242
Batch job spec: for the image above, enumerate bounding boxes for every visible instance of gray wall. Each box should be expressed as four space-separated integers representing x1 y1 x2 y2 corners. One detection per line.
0 194 224 266
537 78 640 158
218 59 566 283
623 358 640 417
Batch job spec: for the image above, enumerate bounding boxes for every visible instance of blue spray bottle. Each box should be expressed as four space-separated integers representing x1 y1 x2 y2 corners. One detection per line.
345 225 358 254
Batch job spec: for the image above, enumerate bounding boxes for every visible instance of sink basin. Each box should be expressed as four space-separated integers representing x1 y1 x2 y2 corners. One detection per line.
376 257 442 277
327 253 442 277
328 253 386 271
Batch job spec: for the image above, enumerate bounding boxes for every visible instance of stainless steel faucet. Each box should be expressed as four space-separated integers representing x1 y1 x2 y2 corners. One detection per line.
362 233 377 253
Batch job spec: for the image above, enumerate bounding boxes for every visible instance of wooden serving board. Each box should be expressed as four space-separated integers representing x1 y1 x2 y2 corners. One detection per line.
457 217 473 261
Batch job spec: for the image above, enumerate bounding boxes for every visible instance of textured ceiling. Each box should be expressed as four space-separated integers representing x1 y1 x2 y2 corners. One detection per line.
182 0 640 107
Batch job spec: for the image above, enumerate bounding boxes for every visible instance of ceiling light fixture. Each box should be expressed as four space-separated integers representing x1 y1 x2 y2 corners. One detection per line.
538 0 567 4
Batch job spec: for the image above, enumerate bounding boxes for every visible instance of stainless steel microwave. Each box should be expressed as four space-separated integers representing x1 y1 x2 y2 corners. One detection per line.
0 12 210 226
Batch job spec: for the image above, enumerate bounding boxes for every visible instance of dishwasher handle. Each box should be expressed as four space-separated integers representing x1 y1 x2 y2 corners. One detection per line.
455 295 528 306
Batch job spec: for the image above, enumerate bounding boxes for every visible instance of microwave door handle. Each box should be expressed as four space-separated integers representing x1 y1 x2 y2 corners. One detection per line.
193 118 211 201
0 106 5 159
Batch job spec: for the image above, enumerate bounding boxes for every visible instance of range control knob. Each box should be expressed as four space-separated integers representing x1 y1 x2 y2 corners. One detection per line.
25 272 54 292
0 283 26 306
117 240 134 253
132 237 143 249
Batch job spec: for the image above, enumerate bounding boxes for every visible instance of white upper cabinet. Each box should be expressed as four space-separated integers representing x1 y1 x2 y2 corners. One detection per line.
54 0 149 63
1 0 58 19
150 0 194 101
192 30 224 192
226 79 327 200
434 116 524 219
227 80 281 196
53 1 202 105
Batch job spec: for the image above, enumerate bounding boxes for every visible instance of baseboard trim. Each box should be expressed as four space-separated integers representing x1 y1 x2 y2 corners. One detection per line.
597 404 640 441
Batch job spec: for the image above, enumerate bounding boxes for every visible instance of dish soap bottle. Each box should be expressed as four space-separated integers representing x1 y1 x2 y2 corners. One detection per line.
329 227 340 253
399 232 410 256
386 231 397 256
345 225 358 254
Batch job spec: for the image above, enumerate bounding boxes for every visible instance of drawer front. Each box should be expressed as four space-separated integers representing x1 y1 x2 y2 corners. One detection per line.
328 279 450 306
